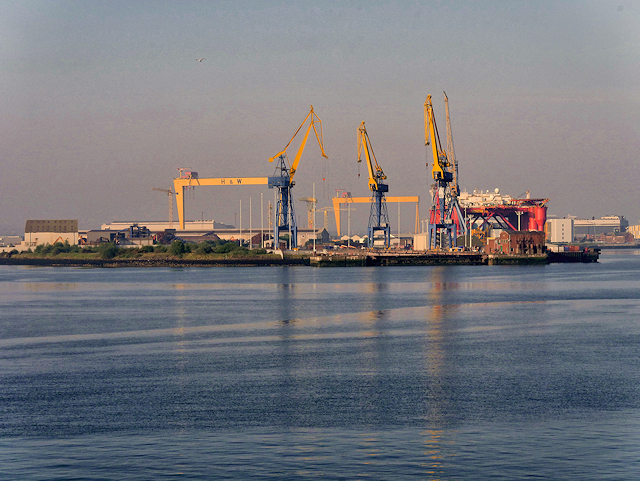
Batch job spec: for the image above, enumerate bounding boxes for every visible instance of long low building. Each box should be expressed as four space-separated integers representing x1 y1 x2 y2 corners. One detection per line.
100 220 327 248
1 220 80 252
24 220 79 247
101 220 234 231
571 215 628 237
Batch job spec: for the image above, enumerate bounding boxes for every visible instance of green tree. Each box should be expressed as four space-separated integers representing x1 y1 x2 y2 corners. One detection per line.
98 242 119 259
195 242 213 255
169 240 186 256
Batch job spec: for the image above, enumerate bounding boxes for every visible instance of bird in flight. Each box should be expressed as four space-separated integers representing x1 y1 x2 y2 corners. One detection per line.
196 58 205 62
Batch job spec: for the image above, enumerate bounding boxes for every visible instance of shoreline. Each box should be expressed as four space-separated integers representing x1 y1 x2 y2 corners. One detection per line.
0 255 309 268
0 249 600 267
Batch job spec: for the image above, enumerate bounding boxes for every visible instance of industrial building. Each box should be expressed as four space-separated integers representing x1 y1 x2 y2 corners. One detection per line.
0 236 22 247
101 220 233 231
571 215 628 238
485 231 545 255
628 224 640 240
101 221 324 248
84 224 154 247
0 220 79 252
545 218 574 243
24 220 79 248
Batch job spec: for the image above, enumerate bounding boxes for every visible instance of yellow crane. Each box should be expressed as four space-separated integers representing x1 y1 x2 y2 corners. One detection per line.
317 205 354 234
170 107 327 244
424 95 452 183
269 106 327 183
316 207 333 232
357 121 390 247
152 187 174 228
424 94 466 249
298 197 317 228
268 106 328 248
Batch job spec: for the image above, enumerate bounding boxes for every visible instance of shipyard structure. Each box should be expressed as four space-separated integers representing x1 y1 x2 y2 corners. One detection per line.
2 97 638 256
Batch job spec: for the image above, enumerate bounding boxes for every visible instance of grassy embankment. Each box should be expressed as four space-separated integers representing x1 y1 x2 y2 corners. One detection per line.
0 240 287 264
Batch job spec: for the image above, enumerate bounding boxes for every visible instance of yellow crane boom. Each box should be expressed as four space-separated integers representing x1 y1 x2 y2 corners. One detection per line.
356 121 391 247
268 106 328 249
357 121 386 192
269 105 327 184
424 95 452 182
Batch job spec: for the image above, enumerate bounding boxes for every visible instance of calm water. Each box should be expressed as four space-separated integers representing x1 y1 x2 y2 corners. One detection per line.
1 250 640 479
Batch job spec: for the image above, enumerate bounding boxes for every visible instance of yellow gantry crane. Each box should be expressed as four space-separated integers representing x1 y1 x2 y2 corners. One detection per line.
357 121 390 247
173 168 268 230
332 195 420 237
268 106 328 248
171 107 327 249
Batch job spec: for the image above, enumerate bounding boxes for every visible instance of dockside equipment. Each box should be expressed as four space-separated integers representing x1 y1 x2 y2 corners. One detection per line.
424 93 467 249
357 121 390 248
268 106 328 249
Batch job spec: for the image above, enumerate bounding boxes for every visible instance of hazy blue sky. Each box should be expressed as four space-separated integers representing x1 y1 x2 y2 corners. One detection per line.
2 1 639 234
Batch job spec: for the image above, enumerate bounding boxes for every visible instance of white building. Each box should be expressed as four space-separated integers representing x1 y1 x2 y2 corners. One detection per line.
1 220 81 252
546 218 574 243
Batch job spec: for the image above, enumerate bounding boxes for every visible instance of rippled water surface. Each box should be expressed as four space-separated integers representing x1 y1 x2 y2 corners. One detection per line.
2 250 640 479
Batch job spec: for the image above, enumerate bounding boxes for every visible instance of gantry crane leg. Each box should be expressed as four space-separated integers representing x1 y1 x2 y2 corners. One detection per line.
368 189 390 248
272 179 297 249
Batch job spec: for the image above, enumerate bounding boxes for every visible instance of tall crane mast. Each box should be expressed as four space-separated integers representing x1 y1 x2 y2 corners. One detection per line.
443 91 459 196
298 197 317 228
357 121 390 248
268 106 327 249
152 187 174 229
424 94 466 249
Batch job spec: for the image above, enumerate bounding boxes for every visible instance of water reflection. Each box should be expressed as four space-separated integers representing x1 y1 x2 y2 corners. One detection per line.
276 267 298 324
172 282 190 433
25 282 78 291
421 267 459 477
422 429 447 480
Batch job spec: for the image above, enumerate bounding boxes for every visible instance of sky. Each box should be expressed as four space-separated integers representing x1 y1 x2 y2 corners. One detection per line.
1 0 639 235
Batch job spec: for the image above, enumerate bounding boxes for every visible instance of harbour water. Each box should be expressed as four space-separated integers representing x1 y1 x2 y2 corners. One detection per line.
1 250 640 479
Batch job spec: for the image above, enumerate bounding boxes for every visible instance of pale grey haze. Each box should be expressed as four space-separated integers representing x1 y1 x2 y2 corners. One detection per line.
1 1 639 235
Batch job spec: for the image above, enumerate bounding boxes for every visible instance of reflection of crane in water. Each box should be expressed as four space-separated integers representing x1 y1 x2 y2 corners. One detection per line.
424 267 458 431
